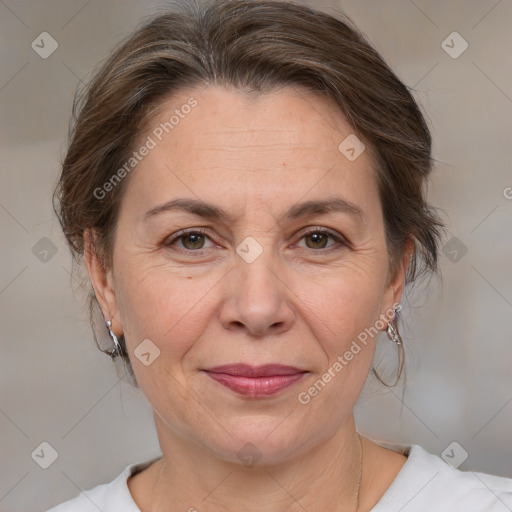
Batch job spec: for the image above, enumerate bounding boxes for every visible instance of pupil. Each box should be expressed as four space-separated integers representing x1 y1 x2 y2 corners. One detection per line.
186 233 203 248
308 233 327 248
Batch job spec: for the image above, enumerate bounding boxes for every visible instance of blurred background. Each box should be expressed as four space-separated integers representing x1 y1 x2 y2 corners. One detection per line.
0 0 511 510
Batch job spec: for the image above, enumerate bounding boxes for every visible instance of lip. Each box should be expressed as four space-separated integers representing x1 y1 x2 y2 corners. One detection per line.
202 364 308 397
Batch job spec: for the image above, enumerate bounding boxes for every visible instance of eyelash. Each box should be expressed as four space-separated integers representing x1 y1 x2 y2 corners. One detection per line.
164 227 347 256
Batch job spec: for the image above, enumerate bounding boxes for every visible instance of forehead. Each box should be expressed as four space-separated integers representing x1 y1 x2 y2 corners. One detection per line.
124 85 379 218
148 85 364 158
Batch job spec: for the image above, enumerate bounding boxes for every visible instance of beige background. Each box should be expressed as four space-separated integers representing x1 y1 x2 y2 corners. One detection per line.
1 0 511 510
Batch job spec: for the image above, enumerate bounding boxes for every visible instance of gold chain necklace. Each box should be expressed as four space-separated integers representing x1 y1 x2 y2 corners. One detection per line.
354 432 364 511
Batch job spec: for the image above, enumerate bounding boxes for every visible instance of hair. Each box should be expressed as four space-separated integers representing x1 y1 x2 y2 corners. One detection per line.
54 0 445 386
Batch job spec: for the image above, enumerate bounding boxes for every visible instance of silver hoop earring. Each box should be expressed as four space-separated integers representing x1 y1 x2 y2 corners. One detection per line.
386 321 401 345
106 319 122 358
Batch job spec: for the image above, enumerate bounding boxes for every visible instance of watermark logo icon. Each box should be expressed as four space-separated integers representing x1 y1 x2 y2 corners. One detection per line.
32 237 58 263
442 236 468 263
236 236 263 264
31 32 58 59
441 441 468 468
236 443 262 467
441 32 468 59
31 441 58 469
134 339 161 366
338 134 366 161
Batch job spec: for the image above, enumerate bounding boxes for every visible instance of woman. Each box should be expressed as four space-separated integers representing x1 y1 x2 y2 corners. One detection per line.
49 0 512 510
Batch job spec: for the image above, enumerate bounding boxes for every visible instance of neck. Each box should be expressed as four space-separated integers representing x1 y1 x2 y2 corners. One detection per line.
145 414 364 512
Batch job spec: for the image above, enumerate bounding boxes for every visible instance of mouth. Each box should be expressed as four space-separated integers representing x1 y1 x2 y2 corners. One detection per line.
202 364 309 398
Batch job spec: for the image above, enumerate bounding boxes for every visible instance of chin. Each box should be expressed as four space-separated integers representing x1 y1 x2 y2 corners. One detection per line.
206 419 310 468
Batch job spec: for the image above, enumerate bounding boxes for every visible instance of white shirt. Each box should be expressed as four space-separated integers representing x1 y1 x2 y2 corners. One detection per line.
47 444 512 511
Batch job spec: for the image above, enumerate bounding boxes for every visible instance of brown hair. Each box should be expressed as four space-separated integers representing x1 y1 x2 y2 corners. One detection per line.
54 0 444 386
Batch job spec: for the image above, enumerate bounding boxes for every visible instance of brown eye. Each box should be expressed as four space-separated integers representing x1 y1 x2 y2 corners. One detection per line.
165 229 215 253
297 229 345 251
305 232 329 249
180 232 206 250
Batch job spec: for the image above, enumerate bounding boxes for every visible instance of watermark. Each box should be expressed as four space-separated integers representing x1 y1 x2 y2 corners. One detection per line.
134 338 161 366
297 303 401 405
31 32 58 59
31 441 59 469
236 236 263 263
338 133 366 161
32 237 58 263
442 236 468 263
503 186 512 200
237 442 263 467
93 97 198 200
441 31 468 59
441 441 468 468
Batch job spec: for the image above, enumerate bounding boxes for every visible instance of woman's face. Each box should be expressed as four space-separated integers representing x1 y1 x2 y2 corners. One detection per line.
89 85 408 465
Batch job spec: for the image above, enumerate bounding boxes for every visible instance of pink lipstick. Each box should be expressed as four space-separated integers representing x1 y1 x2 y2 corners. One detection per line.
203 364 308 397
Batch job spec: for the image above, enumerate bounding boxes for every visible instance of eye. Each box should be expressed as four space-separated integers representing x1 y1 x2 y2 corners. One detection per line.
164 227 347 255
165 228 215 252
296 228 346 251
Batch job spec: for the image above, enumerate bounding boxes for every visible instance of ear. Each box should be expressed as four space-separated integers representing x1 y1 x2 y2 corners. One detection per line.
84 229 122 335
381 237 414 324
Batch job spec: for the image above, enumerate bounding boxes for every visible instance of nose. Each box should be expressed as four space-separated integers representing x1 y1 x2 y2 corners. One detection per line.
219 253 295 337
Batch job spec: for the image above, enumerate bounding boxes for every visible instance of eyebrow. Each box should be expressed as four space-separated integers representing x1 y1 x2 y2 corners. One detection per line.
143 197 364 223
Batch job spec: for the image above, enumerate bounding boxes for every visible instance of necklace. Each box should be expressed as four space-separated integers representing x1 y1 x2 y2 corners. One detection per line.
354 432 364 511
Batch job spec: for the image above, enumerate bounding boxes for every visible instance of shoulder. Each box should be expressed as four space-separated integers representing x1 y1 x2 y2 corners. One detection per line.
45 458 159 512
372 444 512 512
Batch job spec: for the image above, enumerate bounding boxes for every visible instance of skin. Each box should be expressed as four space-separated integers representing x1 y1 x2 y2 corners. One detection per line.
85 85 413 511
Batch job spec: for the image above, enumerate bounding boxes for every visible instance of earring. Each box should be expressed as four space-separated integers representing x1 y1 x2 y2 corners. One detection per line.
386 305 402 345
106 319 122 358
386 322 401 345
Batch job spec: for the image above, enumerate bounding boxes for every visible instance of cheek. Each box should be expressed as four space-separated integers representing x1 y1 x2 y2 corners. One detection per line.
292 279 384 438
329 277 384 333
113 260 219 361
112 263 225 436
295 258 388 352
312 286 383 378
